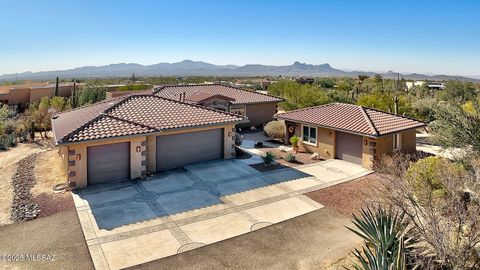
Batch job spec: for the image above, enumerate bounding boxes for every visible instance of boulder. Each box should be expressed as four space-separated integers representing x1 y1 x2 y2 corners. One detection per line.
310 153 320 160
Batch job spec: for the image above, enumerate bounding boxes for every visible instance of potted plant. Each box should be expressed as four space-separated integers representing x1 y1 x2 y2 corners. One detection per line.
290 135 299 153
263 151 276 167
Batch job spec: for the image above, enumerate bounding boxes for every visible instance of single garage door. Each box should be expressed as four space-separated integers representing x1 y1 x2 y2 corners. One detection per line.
156 129 223 171
335 131 363 165
87 142 130 184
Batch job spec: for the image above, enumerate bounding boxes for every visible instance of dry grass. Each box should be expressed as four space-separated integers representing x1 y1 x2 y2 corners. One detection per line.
32 150 67 195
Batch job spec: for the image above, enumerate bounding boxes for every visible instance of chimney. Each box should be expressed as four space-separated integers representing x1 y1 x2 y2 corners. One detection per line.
182 92 186 102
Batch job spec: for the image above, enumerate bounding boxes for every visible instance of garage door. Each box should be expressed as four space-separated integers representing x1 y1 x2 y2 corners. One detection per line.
335 131 363 165
156 129 223 171
87 142 130 184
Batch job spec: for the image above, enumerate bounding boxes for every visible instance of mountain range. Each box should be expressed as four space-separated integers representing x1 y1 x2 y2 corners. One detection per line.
1 60 478 82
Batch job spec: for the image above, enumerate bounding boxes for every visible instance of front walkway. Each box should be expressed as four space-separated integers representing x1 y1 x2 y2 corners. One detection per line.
73 159 370 269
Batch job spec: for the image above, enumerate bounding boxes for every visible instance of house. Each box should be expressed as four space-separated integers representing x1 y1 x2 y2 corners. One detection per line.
153 84 283 128
275 103 426 168
51 94 245 189
0 83 78 109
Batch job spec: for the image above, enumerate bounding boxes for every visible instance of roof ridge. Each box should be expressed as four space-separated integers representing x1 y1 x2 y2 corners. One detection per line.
363 106 427 125
276 102 337 115
58 113 108 143
359 106 379 136
152 83 283 102
105 113 160 132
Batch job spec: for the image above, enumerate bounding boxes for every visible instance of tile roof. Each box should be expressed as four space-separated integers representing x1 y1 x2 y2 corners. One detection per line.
51 95 245 144
153 84 283 104
275 103 426 137
185 92 235 103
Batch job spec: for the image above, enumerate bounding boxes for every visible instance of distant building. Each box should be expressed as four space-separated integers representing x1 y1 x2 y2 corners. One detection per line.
405 81 425 90
426 82 446 90
295 77 315 85
0 83 79 109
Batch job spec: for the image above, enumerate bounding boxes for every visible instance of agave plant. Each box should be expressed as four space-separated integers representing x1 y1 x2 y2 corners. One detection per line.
346 207 415 270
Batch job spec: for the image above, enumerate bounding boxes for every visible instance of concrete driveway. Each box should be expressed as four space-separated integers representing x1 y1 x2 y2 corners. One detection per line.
73 159 370 270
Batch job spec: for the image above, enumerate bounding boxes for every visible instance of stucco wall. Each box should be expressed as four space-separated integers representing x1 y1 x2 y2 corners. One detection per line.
65 136 146 189
244 103 278 127
298 125 336 160
30 88 55 103
401 129 417 154
8 88 30 106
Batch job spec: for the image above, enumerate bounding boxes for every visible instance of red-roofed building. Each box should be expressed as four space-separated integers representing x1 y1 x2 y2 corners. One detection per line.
51 94 245 188
275 103 426 168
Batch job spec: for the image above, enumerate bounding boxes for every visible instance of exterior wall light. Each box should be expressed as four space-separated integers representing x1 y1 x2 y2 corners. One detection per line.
136 146 142 152
364 139 368 146
76 154 81 161
328 132 333 138
228 132 232 137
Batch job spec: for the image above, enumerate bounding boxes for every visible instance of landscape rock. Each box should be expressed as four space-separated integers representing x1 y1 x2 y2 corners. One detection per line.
10 153 40 222
310 153 319 160
278 146 291 152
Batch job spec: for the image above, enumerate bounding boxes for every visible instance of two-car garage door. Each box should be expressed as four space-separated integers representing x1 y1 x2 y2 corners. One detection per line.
86 129 224 185
156 129 223 171
335 131 363 165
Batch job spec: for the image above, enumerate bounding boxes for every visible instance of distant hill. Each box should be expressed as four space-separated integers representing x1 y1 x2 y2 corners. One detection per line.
1 60 478 82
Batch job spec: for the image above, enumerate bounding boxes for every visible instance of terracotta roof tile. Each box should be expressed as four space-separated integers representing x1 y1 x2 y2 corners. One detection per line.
52 94 244 144
153 84 283 104
275 103 426 137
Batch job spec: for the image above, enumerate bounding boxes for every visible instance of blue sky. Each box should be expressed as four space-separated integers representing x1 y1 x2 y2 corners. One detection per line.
1 0 479 76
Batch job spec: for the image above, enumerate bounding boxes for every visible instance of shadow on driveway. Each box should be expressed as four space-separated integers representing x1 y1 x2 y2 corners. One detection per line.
78 159 312 230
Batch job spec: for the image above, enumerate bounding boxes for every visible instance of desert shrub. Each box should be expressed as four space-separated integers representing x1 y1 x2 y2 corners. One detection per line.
263 151 276 164
254 141 263 148
6 134 16 147
3 119 16 134
118 84 150 91
284 153 296 162
405 156 466 201
264 120 285 139
234 133 242 146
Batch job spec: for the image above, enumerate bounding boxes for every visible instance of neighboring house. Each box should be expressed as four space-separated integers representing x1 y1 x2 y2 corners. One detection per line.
153 84 283 128
0 83 77 108
51 94 245 189
275 103 426 168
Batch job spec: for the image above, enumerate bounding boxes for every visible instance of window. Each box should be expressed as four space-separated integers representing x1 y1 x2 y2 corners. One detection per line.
230 107 246 116
302 125 317 145
393 133 402 151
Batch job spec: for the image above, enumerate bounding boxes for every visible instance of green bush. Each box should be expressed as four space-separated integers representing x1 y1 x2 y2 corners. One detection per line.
118 84 151 91
6 134 16 147
263 120 285 139
284 153 296 162
263 151 276 164
406 156 465 201
289 135 299 147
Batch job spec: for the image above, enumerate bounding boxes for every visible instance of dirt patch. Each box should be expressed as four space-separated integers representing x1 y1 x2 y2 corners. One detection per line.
256 147 323 167
33 193 74 218
32 150 67 195
0 142 50 225
305 173 381 217
0 204 94 270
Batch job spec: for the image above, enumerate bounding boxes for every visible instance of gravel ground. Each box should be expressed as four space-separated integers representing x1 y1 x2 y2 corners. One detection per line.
305 173 381 217
34 193 74 218
10 153 41 222
0 199 94 270
257 147 323 167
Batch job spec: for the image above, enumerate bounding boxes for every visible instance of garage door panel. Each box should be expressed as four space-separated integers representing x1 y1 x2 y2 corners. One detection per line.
335 132 362 165
156 129 223 171
88 142 130 184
